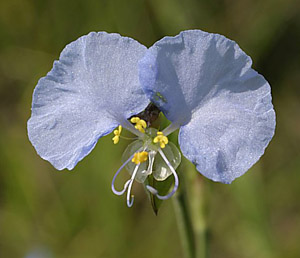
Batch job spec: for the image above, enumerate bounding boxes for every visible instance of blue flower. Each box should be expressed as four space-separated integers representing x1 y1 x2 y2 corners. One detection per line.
28 30 276 207
139 30 276 184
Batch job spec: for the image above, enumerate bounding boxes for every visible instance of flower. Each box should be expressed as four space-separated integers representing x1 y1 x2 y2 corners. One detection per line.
28 30 275 207
139 30 276 184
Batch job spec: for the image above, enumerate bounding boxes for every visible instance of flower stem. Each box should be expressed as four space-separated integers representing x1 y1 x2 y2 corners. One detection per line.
173 186 195 258
172 161 207 258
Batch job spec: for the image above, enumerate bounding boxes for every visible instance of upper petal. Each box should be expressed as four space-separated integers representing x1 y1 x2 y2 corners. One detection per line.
28 32 149 170
140 29 276 183
139 30 255 125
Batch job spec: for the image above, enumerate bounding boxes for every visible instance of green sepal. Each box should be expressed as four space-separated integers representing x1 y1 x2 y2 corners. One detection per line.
143 174 174 215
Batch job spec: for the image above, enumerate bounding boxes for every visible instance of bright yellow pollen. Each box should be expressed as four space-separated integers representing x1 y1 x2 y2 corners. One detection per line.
132 151 148 164
153 131 168 148
112 125 122 144
130 117 147 133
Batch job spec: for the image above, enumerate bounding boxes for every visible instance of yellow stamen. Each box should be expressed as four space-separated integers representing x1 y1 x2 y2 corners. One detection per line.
153 131 168 149
131 151 148 164
112 125 122 144
130 117 147 133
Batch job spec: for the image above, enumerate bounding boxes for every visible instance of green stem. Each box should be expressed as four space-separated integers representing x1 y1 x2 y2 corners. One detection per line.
189 176 207 258
172 161 207 258
173 185 195 258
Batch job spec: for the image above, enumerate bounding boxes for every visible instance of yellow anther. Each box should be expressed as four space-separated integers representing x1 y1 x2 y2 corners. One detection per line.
112 125 122 144
131 151 148 164
139 119 147 128
153 131 168 149
130 117 147 133
130 117 140 123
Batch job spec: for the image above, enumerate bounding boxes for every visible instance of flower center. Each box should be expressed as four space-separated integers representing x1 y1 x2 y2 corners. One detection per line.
111 117 181 207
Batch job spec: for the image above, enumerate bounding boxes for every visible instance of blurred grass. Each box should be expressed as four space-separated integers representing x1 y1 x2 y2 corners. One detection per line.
0 0 299 257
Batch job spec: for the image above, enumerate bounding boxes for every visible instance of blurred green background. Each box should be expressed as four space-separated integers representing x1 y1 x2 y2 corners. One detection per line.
0 0 299 257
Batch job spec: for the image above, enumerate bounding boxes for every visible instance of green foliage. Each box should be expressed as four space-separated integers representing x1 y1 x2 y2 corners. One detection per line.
144 174 174 215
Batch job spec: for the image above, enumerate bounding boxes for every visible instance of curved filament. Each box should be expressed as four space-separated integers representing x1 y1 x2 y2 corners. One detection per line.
126 164 140 207
146 148 179 200
111 147 142 195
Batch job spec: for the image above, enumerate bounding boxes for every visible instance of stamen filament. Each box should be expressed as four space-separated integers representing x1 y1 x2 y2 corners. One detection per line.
122 120 145 137
111 147 142 195
146 148 179 200
119 136 138 140
126 164 140 207
162 123 180 136
146 151 156 174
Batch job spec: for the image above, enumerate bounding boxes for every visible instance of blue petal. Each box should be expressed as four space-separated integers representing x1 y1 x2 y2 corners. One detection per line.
28 32 149 170
139 30 256 125
140 29 276 183
179 93 275 183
